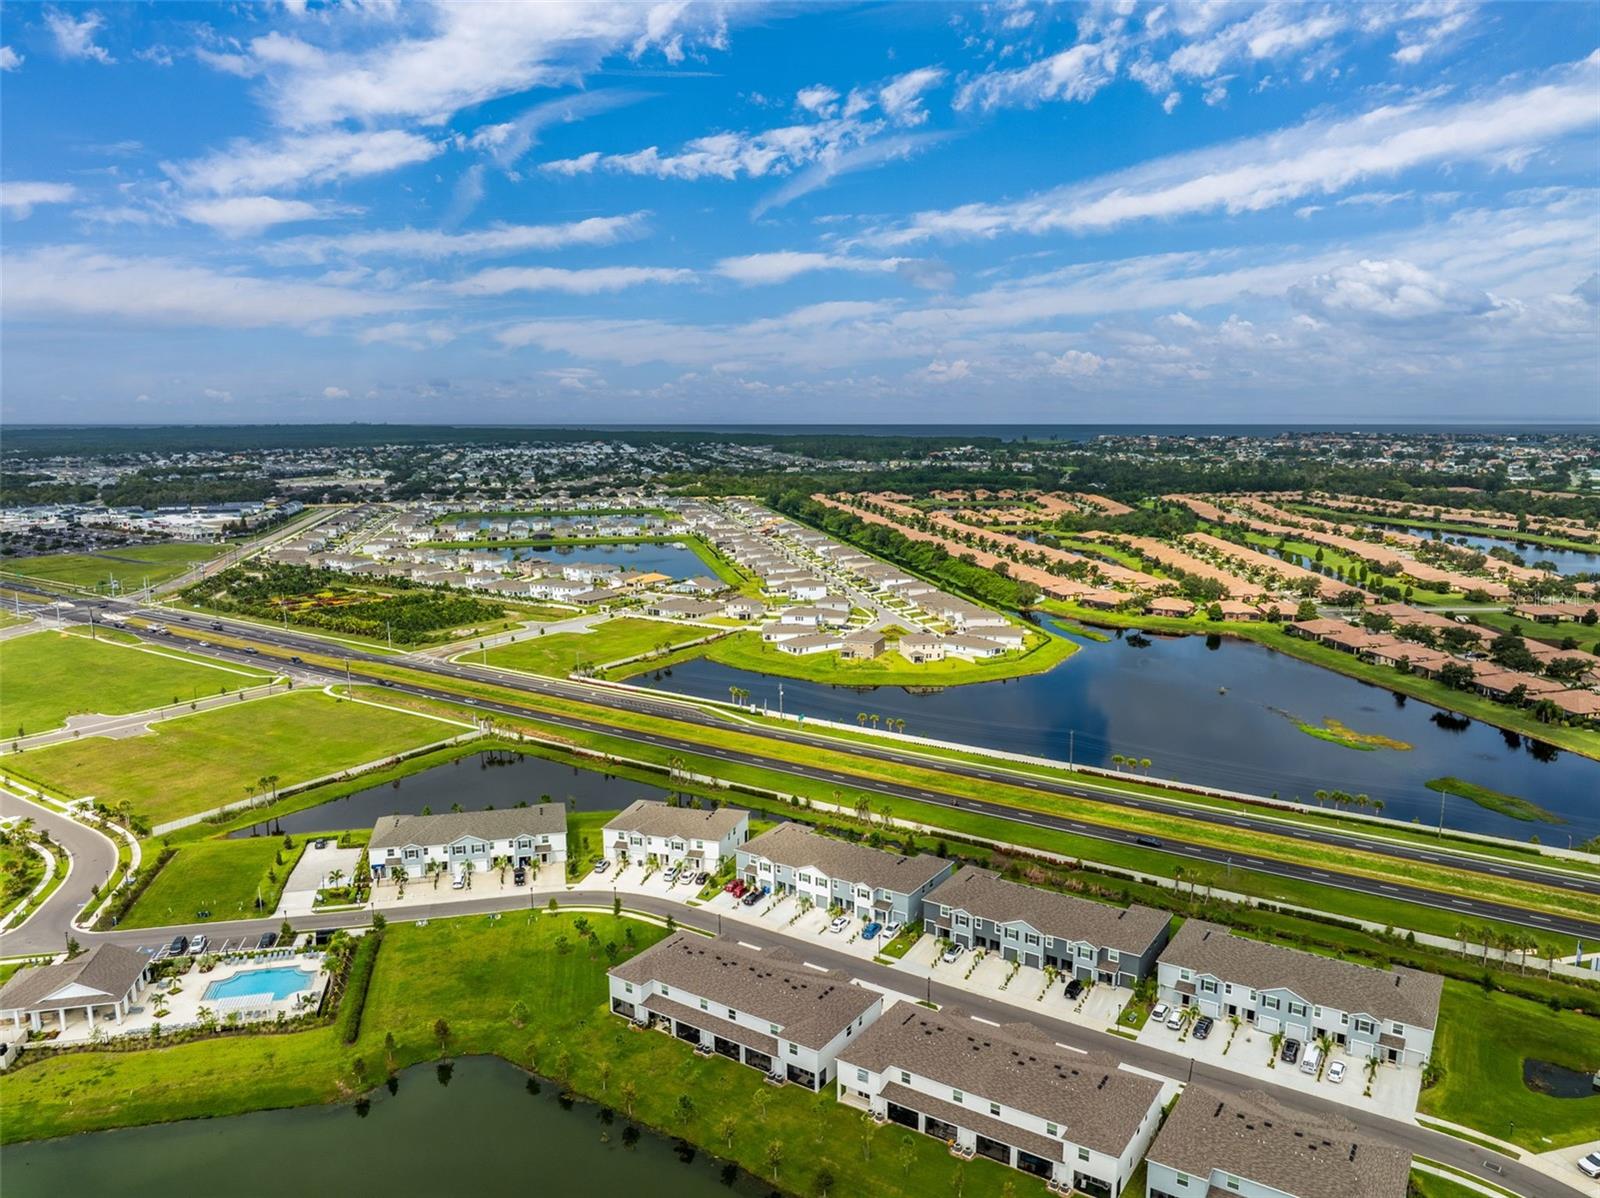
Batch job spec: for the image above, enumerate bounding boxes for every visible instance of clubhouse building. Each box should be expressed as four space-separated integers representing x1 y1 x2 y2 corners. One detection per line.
0 945 152 1035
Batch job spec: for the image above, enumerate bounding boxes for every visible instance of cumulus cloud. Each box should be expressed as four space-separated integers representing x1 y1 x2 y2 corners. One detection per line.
956 42 1120 111
446 265 694 296
714 252 907 285
1050 349 1103 376
1 182 77 219
1288 258 1503 325
795 84 840 117
322 386 350 399
877 66 946 126
0 46 23 71
45 7 115 64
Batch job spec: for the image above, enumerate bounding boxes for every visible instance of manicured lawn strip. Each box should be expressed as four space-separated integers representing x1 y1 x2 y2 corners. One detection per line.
0 915 1028 1197
4 690 461 826
0 629 271 735
1224 527 1462 606
1418 980 1600 1150
1039 600 1600 761
120 837 307 928
622 625 1075 688
1410 1167 1513 1198
1467 608 1600 651
481 617 720 676
1285 505 1600 556
0 542 232 592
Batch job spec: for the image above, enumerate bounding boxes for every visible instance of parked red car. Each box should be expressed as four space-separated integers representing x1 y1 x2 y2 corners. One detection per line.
725 880 747 897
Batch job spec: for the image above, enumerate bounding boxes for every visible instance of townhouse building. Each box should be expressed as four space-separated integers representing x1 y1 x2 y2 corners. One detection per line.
608 932 881 1090
1145 1085 1410 1198
603 799 750 871
1156 921 1442 1067
925 868 1170 985
736 823 954 924
369 805 567 882
837 1004 1165 1198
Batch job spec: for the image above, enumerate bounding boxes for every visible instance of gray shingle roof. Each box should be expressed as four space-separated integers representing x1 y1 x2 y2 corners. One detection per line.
604 799 748 842
1148 1086 1410 1198
610 932 878 1049
0 945 147 1013
740 823 950 895
838 1004 1162 1157
927 868 1170 956
1162 921 1442 1030
369 804 565 851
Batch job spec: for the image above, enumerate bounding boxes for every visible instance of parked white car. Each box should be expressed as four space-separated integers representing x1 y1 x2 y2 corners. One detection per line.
941 944 963 964
1578 1153 1600 1180
884 920 903 939
828 915 850 934
1326 1061 1347 1085
1149 1003 1170 1025
1166 1009 1185 1031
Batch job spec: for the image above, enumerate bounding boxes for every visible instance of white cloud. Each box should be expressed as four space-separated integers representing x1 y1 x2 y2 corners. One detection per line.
1 182 77 219
322 386 350 399
357 321 458 349
464 89 646 170
180 196 338 237
1393 1 1475 65
271 213 649 262
919 358 971 382
955 42 1119 111
0 46 23 71
1288 258 1502 325
714 252 906 285
542 151 603 176
753 131 949 217
1050 349 1104 376
45 7 115 64
165 129 443 196
235 3 733 128
2 246 420 328
796 84 840 117
878 66 946 126
446 265 694 296
869 55 1600 245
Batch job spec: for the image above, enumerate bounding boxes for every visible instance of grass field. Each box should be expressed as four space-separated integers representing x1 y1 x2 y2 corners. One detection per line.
120 836 307 928
1409 1170 1501 1198
0 542 231 592
0 913 1027 1197
1418 980 1600 1150
0 839 46 923
0 630 271 736
5 690 462 826
623 624 1076 688
480 617 717 675
1425 777 1561 825
1468 608 1600 653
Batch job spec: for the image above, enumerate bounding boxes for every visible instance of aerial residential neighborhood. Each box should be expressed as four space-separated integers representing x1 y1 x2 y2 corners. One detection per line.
2 2 1599 1197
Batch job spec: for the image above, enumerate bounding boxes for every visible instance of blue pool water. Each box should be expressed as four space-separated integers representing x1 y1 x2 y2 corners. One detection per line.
203 966 316 1002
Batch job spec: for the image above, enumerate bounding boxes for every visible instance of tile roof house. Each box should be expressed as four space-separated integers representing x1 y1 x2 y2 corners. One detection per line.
369 805 568 881
0 945 151 1034
609 932 882 1090
1145 1085 1410 1198
1157 921 1442 1067
736 823 953 924
603 800 750 869
837 1004 1165 1196
926 868 1170 983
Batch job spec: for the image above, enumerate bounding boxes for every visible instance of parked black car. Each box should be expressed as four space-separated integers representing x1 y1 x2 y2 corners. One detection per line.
513 868 527 886
1134 835 1162 847
256 931 278 950
1193 1017 1214 1041
1064 978 1085 1001
168 935 188 955
1280 1038 1301 1064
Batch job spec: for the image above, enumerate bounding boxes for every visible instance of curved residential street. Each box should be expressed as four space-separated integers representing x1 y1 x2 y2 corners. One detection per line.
0 789 118 956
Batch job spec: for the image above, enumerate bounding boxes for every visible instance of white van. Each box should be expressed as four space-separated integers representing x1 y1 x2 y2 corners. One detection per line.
1300 1045 1323 1075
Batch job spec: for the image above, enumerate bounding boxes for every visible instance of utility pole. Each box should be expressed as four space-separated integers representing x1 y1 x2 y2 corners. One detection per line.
1437 783 1447 838
1068 729 1075 769
344 657 352 696
778 682 784 719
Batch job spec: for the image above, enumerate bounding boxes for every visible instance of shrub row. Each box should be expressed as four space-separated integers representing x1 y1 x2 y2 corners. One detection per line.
93 848 176 930
338 932 383 1044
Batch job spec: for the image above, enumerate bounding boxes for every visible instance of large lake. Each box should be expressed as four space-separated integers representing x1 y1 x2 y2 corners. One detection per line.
637 621 1600 842
1378 525 1600 579
3 1056 768 1198
495 541 708 579
229 751 667 837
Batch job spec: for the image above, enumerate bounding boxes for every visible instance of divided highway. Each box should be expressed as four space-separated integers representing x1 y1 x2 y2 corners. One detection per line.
13 585 1599 944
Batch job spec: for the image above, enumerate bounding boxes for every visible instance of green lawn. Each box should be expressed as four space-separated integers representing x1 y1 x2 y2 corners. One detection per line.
5 690 461 826
481 617 717 675
1409 1170 1503 1198
0 840 45 923
1467 608 1600 652
0 542 231 592
0 630 271 736
120 836 306 928
1419 980 1600 1150
0 913 1029 1196
624 624 1076 688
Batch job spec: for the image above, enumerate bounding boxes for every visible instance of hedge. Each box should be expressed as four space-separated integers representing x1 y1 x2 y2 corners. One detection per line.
338 932 383 1044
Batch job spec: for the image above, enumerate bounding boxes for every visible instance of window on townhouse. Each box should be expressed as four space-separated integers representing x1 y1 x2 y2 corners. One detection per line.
955 914 969 926
1046 1123 1058 1137
788 1045 797 1056
1077 1147 1089 1162
989 1102 1000 1117
1262 996 1280 1011
727 1008 736 1020
899 1070 910 1085
661 985 670 996
1354 1018 1375 1035
1077 946 1092 959
857 1069 868 1083
1106 950 1119 964
1175 1177 1189 1189
769 1024 779 1035
1200 980 1218 995
1288 1002 1307 1017
1024 934 1040 947
699 999 708 1011
951 1089 963 1103
1225 1177 1241 1192
1391 1022 1404 1035
1004 927 1018 941
624 983 633 994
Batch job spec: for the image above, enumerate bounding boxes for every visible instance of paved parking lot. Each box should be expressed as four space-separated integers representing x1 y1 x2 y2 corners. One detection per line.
277 844 365 916
1134 1010 1421 1119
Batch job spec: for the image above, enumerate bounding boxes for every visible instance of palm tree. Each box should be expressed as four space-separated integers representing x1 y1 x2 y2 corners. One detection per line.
857 712 868 727
1111 753 1126 772
391 864 408 898
1139 757 1152 775
327 868 345 891
494 855 511 883
462 860 475 889
1455 922 1471 959
1314 789 1328 808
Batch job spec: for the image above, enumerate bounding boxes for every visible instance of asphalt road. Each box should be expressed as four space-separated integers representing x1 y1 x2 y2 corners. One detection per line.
0 789 118 956
79 889 1584 1198
16 585 1600 944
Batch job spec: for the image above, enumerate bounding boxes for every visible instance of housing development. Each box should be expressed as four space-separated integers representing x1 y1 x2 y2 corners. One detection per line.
2 1 1599 1190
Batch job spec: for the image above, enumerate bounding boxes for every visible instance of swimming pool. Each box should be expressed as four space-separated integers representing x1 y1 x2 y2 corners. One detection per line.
203 966 317 1002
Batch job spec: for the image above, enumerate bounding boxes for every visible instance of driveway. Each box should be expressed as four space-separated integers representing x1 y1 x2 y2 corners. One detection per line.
276 844 365 917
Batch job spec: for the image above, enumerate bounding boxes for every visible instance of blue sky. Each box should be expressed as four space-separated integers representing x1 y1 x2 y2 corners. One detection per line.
1 1 1597 425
